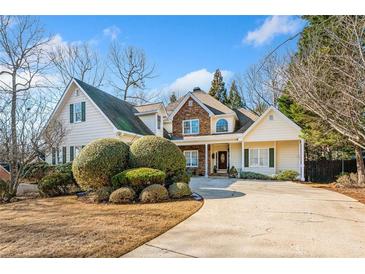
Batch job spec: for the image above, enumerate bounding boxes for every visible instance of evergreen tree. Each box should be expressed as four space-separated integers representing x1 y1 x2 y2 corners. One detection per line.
209 69 227 104
227 80 243 109
169 92 177 103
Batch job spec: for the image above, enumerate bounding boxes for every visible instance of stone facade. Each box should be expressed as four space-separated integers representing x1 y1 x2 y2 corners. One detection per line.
172 98 210 138
179 145 211 176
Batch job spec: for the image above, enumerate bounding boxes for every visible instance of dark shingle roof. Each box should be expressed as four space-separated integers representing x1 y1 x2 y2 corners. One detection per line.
234 108 258 133
74 78 153 135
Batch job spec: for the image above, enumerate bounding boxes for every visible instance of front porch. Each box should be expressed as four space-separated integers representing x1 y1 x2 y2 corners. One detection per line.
176 139 305 180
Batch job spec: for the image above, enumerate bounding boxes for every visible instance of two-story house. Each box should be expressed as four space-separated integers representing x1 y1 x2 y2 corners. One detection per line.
45 78 304 180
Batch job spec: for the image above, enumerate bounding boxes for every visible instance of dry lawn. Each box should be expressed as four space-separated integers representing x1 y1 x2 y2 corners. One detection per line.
0 196 202 257
308 183 365 205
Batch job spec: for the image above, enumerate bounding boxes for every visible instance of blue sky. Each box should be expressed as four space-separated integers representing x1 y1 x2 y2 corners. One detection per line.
40 16 305 98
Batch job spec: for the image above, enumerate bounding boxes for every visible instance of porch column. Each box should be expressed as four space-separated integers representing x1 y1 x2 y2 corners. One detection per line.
205 143 208 178
242 141 245 172
300 139 305 181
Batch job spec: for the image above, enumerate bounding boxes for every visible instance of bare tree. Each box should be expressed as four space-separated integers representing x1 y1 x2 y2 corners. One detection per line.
236 54 287 114
0 16 65 200
108 41 156 102
283 16 365 185
49 42 105 90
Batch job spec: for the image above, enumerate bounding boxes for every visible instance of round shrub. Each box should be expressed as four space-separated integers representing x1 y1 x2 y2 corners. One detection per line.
112 167 165 192
139 184 169 203
168 182 192 199
72 138 129 190
109 187 136 204
90 186 113 203
129 136 186 184
38 172 75 197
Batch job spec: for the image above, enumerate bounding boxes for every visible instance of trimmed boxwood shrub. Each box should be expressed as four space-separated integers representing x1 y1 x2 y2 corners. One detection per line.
129 136 186 185
72 138 129 190
168 182 192 199
139 184 169 203
240 171 271 180
229 166 238 178
38 172 75 197
92 186 113 203
112 167 165 192
109 187 136 204
273 170 299 181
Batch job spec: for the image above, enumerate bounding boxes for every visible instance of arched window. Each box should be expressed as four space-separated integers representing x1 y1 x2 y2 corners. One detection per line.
216 119 228 132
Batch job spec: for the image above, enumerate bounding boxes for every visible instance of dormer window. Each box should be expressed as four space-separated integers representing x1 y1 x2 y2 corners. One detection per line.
216 119 228 133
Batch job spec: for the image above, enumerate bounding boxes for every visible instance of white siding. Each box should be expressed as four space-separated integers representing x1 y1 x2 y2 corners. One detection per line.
230 143 242 172
138 113 157 134
243 109 300 142
276 140 300 174
210 115 236 134
243 141 275 176
46 82 116 163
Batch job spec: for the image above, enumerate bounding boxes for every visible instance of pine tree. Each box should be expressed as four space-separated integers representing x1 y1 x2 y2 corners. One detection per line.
169 92 177 103
227 80 243 109
209 69 227 103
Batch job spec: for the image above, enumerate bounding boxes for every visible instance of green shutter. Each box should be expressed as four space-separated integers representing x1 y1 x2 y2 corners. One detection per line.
70 146 74 161
70 104 74 123
269 148 275 168
244 149 249 167
56 148 60 164
62 147 67 164
81 102 86 122
52 148 56 165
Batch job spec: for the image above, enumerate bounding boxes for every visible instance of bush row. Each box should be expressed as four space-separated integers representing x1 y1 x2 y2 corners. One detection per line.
239 170 299 181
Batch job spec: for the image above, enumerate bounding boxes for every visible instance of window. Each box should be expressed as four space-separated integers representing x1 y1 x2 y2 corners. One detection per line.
249 148 269 167
74 102 82 123
269 115 274 121
74 89 79 97
183 119 199 135
216 119 228 132
157 115 161 130
188 100 193 107
184 150 198 167
75 146 82 157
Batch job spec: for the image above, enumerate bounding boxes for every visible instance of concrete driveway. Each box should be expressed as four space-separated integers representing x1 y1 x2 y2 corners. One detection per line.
124 177 365 257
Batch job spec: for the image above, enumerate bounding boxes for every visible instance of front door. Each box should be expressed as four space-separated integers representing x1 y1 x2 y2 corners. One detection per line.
218 151 228 170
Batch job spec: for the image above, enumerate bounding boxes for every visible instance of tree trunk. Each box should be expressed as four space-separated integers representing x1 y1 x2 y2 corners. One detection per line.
8 74 18 199
355 145 365 186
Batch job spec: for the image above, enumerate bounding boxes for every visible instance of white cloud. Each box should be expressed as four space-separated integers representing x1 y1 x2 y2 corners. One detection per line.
166 68 233 93
103 25 121 40
243 16 304 46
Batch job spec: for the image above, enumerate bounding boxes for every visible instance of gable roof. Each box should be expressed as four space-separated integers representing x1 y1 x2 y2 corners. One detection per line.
192 90 234 115
241 106 301 138
234 108 259 133
166 89 235 118
73 79 153 135
134 102 162 113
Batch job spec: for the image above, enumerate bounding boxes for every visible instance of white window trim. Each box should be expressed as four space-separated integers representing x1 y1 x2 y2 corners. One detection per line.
182 119 200 135
249 148 269 168
74 102 82 123
184 150 199 167
216 118 229 133
157 115 161 130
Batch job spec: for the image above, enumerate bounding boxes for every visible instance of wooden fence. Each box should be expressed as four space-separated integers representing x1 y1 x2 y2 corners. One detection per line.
305 159 359 182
